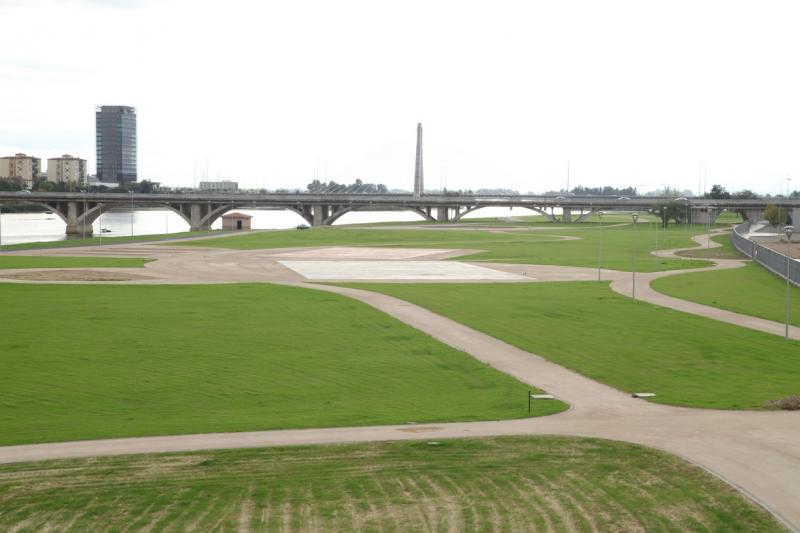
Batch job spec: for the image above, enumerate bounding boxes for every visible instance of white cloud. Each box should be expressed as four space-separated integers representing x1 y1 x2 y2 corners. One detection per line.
1 0 799 195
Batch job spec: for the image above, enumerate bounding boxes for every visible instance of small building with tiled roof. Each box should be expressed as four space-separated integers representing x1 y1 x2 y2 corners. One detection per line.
221 212 252 231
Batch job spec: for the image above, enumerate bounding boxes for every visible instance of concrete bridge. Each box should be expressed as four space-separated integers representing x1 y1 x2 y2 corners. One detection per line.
0 191 798 236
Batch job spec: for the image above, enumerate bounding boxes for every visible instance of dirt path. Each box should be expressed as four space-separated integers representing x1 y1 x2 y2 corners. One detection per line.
608 231 800 340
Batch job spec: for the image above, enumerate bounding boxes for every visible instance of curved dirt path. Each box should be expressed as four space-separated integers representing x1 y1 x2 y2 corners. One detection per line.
608 231 800 340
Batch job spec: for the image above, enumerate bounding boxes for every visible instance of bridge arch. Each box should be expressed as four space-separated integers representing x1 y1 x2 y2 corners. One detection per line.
574 208 598 223
324 205 434 225
453 205 556 222
21 199 118 236
165 202 317 230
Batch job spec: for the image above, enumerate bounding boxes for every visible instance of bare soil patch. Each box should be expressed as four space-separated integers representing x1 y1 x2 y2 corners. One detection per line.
0 269 148 282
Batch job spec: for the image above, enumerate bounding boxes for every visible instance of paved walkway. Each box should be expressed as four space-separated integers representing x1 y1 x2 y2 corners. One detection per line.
1 231 799 530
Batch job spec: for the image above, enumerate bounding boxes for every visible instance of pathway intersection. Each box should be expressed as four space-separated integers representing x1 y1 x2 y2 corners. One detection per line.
1 227 798 530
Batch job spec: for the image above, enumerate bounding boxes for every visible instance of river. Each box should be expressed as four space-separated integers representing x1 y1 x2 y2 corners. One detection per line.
0 206 527 246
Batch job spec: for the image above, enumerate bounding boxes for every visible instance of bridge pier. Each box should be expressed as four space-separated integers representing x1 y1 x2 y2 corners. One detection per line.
561 208 572 222
437 207 450 222
739 208 764 223
188 204 212 231
66 223 94 236
690 206 721 225
64 202 91 236
312 205 330 226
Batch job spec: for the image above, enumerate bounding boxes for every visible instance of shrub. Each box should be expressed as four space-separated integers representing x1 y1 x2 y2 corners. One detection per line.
764 395 800 410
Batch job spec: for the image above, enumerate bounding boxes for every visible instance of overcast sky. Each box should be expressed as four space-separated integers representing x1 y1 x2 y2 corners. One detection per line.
2 0 799 195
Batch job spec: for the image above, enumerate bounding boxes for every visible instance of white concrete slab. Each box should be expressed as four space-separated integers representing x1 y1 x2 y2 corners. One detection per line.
278 260 526 281
270 247 451 260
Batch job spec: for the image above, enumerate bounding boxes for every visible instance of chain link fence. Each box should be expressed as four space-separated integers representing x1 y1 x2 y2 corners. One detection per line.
732 222 799 287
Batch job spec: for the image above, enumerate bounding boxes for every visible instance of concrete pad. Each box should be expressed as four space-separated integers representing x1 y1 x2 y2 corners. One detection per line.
270 247 452 260
278 260 526 281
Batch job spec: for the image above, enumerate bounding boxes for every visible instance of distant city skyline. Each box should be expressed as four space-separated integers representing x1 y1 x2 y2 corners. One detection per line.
2 0 800 196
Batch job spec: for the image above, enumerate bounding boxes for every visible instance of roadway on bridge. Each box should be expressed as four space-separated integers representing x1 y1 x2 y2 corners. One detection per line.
0 228 799 530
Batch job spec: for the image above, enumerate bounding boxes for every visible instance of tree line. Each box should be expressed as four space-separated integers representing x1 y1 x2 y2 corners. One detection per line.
306 179 389 194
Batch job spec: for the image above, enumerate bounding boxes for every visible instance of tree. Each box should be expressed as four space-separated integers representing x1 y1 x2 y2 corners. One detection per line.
763 204 785 227
732 189 760 199
0 177 24 191
34 180 55 192
653 202 688 226
305 178 388 194
565 185 638 197
705 184 731 199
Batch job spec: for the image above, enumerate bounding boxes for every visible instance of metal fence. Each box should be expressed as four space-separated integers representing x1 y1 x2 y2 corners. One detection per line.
732 222 799 287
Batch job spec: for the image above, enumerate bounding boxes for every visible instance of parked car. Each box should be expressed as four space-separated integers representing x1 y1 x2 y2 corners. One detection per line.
296 224 310 230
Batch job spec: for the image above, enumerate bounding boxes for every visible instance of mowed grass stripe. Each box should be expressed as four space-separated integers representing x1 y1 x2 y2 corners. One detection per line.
0 283 563 446
0 255 147 269
345 281 800 408
0 437 781 532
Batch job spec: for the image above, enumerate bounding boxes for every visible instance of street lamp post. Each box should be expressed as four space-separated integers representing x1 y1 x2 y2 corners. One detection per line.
0 204 3 249
129 191 134 237
704 206 712 260
785 225 795 341
674 197 689 235
597 211 604 281
82 189 87 240
654 208 660 269
631 212 640 299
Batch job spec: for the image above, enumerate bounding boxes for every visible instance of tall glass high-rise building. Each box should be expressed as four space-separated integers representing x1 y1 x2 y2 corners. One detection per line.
95 105 137 183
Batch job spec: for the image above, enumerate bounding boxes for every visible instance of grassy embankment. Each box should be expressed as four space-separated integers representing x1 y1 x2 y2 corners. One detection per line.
343 282 800 409
655 230 800 325
0 283 563 446
674 232 743 260
654 261 800 327
0 256 147 269
178 224 713 272
0 436 780 532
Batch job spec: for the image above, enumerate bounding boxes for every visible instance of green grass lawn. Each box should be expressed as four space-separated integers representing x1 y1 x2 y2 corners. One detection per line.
0 436 779 532
653 261 800 327
178 225 713 272
344 282 800 409
0 256 147 269
675 233 744 260
716 209 744 224
0 230 222 251
0 283 563 446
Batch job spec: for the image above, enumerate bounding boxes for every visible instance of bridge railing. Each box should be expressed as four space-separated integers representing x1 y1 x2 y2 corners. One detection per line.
732 222 799 287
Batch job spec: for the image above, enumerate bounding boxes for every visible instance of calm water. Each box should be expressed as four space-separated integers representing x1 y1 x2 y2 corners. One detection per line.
0 207 527 246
